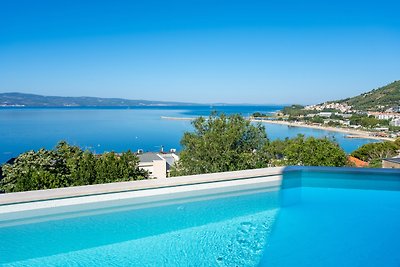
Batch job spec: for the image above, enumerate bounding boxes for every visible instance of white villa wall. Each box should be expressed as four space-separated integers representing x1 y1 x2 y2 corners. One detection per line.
152 158 167 179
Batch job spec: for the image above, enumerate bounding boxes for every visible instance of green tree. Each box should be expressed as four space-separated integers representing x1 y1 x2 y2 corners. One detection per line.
1 141 148 193
281 105 307 116
349 114 389 128
171 113 269 176
94 151 147 184
282 135 348 167
351 141 398 162
327 120 341 127
71 151 97 186
394 137 400 148
252 112 267 118
1 149 71 192
260 139 288 166
311 116 324 124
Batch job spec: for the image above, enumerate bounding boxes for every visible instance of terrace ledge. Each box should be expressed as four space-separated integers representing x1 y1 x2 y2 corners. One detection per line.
0 167 285 206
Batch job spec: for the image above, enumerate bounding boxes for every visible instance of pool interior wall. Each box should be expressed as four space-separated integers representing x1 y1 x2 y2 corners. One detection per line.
0 168 282 227
0 167 399 266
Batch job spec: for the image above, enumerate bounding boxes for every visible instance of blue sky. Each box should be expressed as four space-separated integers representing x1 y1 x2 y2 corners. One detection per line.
0 0 399 104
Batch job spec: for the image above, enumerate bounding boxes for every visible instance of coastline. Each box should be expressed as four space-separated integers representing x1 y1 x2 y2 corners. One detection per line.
253 119 395 141
161 116 196 121
160 116 394 142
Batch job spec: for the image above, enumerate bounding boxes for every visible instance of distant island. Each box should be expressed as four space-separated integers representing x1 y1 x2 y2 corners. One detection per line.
0 92 201 107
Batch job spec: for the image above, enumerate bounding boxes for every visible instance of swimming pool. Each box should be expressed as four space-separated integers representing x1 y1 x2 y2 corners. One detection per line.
0 167 399 266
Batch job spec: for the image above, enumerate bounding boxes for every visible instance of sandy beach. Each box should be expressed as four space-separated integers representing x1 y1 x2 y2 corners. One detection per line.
161 116 395 142
253 119 395 141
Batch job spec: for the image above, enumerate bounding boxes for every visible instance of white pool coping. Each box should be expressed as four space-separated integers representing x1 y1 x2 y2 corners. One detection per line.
0 167 284 225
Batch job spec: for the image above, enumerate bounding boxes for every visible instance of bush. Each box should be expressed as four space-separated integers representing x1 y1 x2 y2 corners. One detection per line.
171 113 349 176
281 135 348 167
171 113 269 176
351 141 399 162
0 141 148 193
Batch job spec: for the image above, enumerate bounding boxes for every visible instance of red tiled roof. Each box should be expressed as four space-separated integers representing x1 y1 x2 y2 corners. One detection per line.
348 156 369 167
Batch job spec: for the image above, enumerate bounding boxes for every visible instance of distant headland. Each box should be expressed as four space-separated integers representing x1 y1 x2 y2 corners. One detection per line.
0 93 202 107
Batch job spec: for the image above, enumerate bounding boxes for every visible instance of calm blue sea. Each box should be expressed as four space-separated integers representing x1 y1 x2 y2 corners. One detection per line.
0 106 376 163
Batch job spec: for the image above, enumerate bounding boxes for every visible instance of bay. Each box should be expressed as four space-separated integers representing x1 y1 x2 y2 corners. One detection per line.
0 106 376 163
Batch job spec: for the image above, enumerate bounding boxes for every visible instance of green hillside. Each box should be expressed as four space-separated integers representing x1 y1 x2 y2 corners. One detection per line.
338 81 400 111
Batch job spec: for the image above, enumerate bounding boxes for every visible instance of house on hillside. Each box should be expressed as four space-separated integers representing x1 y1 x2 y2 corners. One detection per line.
318 112 332 118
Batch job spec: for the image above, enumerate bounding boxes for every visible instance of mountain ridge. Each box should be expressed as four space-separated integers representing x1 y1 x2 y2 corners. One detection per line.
0 92 201 107
334 80 400 111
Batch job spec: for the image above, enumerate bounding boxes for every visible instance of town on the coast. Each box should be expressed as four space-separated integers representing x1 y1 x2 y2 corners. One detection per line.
252 81 400 141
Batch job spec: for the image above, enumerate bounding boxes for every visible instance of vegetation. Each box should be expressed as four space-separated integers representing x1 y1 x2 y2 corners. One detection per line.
0 141 148 193
350 139 400 164
171 114 348 176
326 120 342 127
265 135 348 167
368 158 384 168
310 116 324 124
171 113 270 176
252 112 269 118
395 138 400 148
281 105 309 116
389 125 400 132
338 80 400 111
349 114 389 128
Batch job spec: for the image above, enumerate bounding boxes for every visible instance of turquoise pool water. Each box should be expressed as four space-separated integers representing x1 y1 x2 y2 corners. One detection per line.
0 169 400 266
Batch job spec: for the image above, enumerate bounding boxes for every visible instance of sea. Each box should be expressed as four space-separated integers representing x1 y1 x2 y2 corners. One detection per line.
0 106 377 164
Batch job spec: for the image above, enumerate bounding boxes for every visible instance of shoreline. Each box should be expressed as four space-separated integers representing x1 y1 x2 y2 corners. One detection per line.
253 119 395 141
161 116 196 121
161 116 394 142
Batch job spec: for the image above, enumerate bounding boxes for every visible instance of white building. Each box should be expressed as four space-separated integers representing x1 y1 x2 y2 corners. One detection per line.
350 125 362 129
341 120 351 126
368 112 399 120
390 118 400 127
305 102 352 113
340 113 353 119
318 112 332 118
379 114 396 120
138 152 179 179
375 127 389 132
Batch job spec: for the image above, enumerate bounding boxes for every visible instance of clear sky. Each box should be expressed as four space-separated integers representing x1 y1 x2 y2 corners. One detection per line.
0 0 399 104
